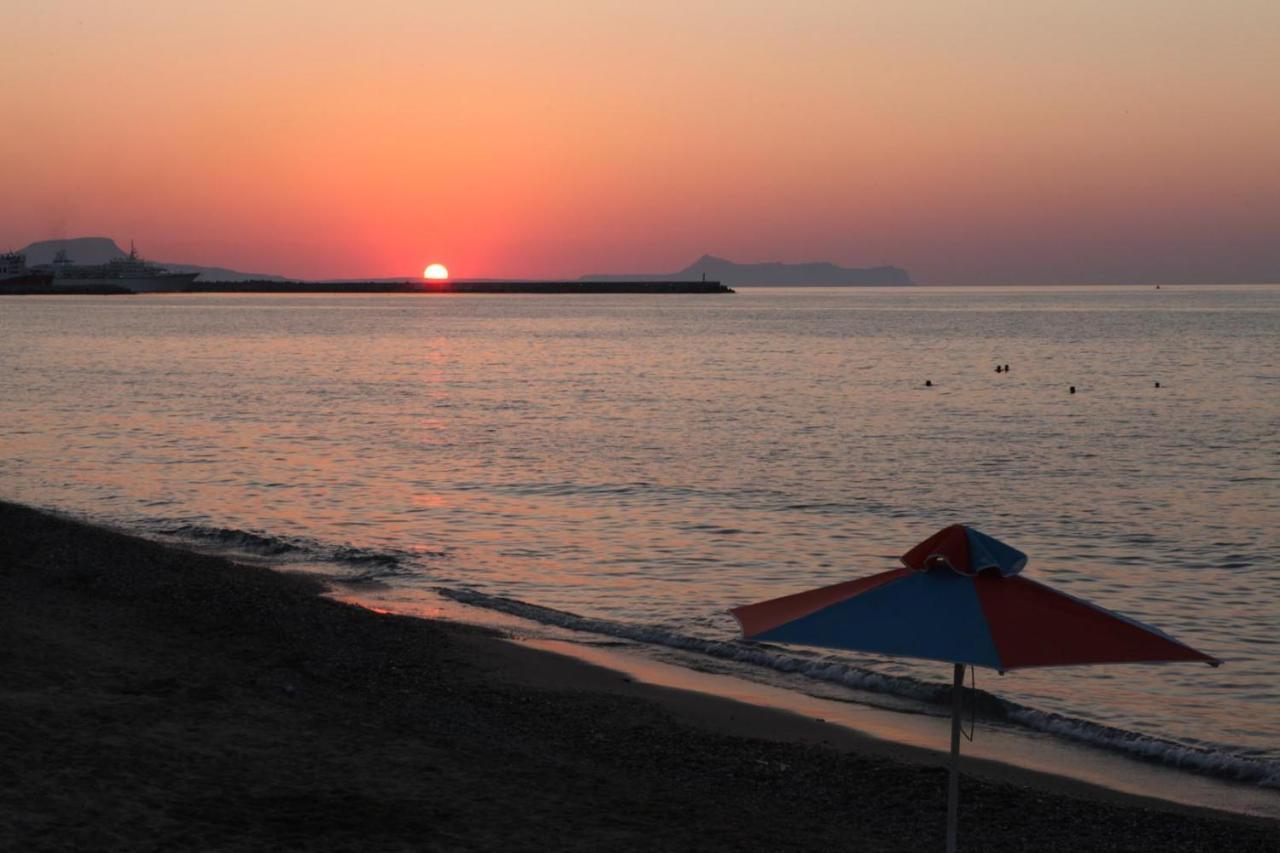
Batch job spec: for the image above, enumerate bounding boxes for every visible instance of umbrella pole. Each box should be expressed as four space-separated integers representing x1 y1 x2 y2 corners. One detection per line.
947 662 964 853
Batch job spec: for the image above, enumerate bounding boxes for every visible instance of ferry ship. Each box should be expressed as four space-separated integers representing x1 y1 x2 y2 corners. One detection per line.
0 252 54 289
38 243 199 292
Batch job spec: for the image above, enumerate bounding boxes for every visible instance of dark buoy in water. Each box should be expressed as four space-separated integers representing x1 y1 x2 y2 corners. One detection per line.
925 379 933 387
1004 363 1009 371
1069 385 1076 394
995 365 1003 373
1155 381 1161 388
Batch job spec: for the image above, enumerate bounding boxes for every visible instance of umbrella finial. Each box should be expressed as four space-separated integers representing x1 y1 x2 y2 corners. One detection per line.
901 525 1028 577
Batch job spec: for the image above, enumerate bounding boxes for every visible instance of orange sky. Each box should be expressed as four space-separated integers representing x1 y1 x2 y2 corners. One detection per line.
3 1 1278 283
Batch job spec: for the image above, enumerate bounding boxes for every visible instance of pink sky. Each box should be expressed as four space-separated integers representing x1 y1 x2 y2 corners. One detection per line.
3 1 1278 283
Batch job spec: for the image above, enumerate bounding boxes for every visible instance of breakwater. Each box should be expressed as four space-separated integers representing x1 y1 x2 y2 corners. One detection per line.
186 280 733 294
4 279 732 296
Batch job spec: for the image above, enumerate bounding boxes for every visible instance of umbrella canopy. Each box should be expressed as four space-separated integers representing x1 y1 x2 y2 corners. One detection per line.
731 524 1218 671
731 524 1219 853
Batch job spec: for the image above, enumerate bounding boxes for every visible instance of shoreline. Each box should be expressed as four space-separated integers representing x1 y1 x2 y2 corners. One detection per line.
2 500 1276 850
341 587 1280 819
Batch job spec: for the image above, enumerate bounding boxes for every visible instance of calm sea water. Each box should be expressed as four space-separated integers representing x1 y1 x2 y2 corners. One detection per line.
2 287 1277 784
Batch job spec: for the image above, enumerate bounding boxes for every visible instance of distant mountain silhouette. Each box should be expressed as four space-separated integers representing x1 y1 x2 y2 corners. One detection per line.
581 254 912 286
18 237 288 282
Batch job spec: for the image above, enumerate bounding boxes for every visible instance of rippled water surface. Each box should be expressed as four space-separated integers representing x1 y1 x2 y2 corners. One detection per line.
2 287 1277 778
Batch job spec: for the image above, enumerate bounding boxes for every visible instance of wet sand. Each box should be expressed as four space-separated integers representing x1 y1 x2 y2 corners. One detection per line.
2 500 1275 851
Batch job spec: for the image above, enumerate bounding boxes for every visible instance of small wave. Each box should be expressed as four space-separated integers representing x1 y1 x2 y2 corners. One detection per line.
1003 708 1280 788
157 523 408 577
439 587 1280 788
160 523 309 557
330 546 403 567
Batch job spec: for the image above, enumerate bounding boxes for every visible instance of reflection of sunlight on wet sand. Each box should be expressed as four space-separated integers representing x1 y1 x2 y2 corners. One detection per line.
329 588 523 631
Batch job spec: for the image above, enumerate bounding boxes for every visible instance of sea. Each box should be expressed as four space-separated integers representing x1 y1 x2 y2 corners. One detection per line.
2 286 1277 808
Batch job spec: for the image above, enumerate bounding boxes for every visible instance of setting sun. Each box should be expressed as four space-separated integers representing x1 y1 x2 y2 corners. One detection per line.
423 263 449 280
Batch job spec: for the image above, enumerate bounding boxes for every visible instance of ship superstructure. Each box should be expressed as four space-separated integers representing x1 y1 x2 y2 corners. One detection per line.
1 251 54 289
36 242 198 292
0 251 27 278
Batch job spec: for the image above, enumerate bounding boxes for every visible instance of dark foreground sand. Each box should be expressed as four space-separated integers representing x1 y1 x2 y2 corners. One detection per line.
2 501 1276 852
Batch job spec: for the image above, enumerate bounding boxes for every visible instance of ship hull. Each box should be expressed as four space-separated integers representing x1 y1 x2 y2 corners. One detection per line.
51 272 200 293
0 272 55 291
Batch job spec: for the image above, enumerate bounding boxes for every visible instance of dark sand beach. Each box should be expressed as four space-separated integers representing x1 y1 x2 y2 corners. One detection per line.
2 500 1275 851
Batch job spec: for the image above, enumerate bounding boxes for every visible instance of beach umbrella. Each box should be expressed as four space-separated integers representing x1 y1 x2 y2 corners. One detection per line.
730 524 1219 853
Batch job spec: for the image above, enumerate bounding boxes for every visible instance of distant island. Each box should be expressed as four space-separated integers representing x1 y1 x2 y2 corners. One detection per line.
581 254 912 287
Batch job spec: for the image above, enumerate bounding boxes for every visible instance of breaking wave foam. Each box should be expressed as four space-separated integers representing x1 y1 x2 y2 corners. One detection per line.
439 587 1280 789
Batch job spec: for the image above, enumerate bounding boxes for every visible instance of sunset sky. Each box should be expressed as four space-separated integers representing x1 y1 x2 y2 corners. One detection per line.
3 1 1278 283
